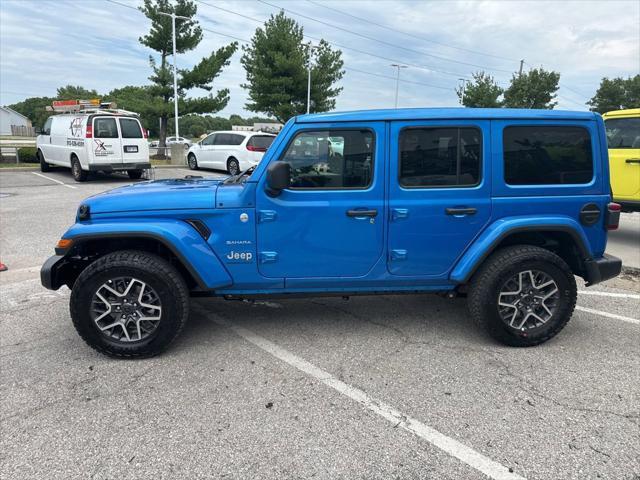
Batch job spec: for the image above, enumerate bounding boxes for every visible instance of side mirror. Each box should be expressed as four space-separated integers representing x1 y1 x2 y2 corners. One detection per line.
266 161 291 197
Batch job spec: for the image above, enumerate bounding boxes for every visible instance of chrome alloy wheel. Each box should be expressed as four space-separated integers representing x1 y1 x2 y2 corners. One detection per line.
497 270 560 331
91 277 162 342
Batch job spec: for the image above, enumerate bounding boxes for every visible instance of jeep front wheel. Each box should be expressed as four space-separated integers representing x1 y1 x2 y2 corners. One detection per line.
70 250 189 358
468 245 577 347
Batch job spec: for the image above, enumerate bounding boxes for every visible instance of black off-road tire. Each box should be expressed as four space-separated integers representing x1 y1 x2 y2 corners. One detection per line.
468 245 577 347
38 150 51 172
227 157 240 175
71 156 88 182
70 250 190 358
128 169 143 180
187 153 199 170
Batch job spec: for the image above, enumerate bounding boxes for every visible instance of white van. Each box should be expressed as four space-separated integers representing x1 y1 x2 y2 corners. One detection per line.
37 111 150 181
186 131 276 175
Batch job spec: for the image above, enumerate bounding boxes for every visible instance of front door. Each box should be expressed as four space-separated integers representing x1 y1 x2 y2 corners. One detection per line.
256 123 385 279
387 120 492 276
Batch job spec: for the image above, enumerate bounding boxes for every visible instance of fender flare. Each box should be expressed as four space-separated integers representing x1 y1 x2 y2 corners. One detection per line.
450 216 592 283
61 219 233 290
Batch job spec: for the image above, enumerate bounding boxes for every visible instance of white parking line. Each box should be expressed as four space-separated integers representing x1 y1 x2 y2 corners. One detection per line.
578 290 640 299
199 308 525 480
31 172 77 189
575 306 640 325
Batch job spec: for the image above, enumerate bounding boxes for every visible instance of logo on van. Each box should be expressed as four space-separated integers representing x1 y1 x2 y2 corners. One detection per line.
93 139 113 156
70 117 83 137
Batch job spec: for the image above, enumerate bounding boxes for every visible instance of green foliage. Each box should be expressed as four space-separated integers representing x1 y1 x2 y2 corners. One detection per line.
587 75 640 113
56 85 99 100
17 147 37 162
503 68 560 109
8 96 53 130
456 72 503 108
241 12 344 122
138 0 237 146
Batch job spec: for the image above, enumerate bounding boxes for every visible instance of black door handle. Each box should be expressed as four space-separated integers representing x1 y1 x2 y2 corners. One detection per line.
445 207 477 216
346 209 378 218
625 158 640 164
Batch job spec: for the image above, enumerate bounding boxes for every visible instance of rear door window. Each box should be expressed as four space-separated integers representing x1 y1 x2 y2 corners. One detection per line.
247 135 275 150
119 118 143 138
605 117 640 149
94 118 118 138
503 126 593 185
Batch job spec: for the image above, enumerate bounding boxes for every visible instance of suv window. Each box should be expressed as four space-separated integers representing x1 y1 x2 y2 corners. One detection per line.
504 126 593 185
247 135 275 150
281 130 374 189
605 117 640 149
119 118 142 138
201 134 215 146
399 127 481 187
214 133 244 146
94 118 118 139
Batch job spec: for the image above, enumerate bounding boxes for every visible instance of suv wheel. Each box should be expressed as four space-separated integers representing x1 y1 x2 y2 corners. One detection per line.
187 153 199 170
71 156 88 182
70 250 189 358
227 157 240 176
38 150 51 172
468 245 577 347
128 169 143 180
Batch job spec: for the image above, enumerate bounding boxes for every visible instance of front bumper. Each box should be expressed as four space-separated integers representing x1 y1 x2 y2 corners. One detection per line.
88 162 151 172
584 254 622 286
41 255 66 290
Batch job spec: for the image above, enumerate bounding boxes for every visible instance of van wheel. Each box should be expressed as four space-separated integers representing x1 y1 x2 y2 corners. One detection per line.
128 169 143 180
187 153 199 170
70 250 189 358
71 156 88 182
227 157 240 176
468 245 577 347
38 150 51 172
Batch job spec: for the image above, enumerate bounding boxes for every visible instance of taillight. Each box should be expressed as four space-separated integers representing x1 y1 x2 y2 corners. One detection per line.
606 202 621 230
246 145 266 152
85 124 93 138
143 128 148 139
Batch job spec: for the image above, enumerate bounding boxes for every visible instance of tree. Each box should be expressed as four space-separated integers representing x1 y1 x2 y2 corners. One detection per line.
587 75 640 113
503 68 560 109
106 85 160 136
241 12 344 123
138 0 237 147
456 71 503 107
56 85 99 100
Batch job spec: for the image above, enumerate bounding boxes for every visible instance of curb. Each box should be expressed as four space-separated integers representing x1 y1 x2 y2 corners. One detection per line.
621 265 640 277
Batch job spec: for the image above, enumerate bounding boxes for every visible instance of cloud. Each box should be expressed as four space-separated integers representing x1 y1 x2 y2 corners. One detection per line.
1 0 638 113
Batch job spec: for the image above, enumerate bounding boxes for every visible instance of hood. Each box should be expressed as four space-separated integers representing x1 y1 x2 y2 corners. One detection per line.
83 178 222 214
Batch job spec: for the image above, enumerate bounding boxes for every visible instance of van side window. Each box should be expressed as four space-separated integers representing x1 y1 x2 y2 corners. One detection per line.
42 117 52 136
119 118 143 138
605 118 640 149
280 130 374 189
504 126 593 185
94 118 118 139
399 127 481 187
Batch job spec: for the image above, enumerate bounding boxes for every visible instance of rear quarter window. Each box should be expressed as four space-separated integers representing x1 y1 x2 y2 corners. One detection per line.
247 135 275 149
605 117 640 149
503 126 593 185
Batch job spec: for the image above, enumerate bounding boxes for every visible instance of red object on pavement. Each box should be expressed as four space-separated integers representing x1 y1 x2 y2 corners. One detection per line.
0 262 7 272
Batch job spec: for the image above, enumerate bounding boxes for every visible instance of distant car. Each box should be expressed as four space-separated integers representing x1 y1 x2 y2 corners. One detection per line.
166 136 192 149
186 131 276 175
603 108 640 212
148 140 159 148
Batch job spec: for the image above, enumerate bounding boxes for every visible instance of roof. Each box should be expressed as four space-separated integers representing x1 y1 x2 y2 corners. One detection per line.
602 108 640 118
296 107 598 123
0 105 29 121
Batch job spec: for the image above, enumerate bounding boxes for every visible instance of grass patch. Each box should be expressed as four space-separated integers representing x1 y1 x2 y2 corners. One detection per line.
0 162 39 168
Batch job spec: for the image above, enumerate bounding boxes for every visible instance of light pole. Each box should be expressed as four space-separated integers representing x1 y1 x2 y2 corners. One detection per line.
390 64 407 108
305 43 318 114
157 11 190 140
458 78 469 104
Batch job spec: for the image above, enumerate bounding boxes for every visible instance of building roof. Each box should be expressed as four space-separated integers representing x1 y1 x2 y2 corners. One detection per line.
0 105 29 121
296 107 598 124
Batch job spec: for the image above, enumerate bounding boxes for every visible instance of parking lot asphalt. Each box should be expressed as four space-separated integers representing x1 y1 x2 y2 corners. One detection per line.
1 167 639 480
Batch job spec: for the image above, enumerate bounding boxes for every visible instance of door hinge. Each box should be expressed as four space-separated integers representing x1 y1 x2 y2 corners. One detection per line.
258 210 277 223
389 249 408 261
391 208 409 221
259 251 278 264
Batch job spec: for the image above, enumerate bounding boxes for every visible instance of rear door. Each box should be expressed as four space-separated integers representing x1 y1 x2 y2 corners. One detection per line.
118 117 146 164
387 120 492 276
605 114 640 200
91 116 122 165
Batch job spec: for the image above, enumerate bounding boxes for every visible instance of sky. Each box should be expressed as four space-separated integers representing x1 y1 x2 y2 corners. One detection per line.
1 0 639 117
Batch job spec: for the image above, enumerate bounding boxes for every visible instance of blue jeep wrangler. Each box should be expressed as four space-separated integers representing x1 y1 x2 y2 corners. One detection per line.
41 108 622 357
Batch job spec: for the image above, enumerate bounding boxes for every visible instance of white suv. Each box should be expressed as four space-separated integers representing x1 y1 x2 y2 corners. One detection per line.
37 112 149 181
186 131 276 175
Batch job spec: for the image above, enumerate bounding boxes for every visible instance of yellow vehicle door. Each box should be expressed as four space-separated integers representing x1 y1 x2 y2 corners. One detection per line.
604 109 640 200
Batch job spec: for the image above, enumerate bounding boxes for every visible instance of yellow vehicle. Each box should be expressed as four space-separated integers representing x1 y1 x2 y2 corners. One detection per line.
603 108 640 212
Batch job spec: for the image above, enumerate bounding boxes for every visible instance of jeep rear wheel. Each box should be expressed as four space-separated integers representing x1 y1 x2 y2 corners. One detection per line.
71 156 87 182
38 150 51 172
70 250 189 358
468 245 577 347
